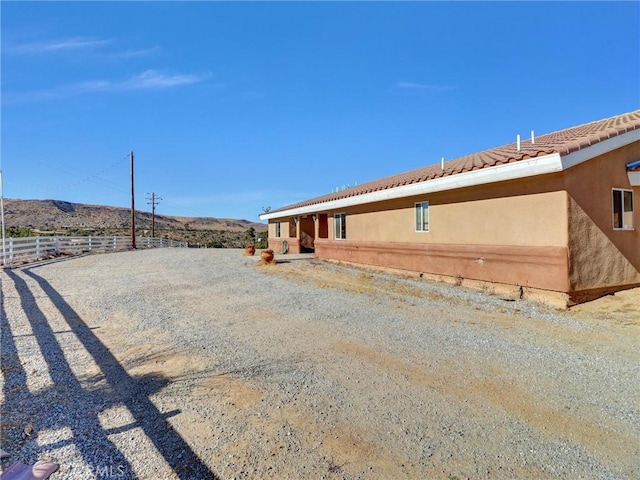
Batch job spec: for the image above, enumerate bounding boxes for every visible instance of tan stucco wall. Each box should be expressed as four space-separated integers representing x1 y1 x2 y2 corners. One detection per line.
268 220 296 239
268 220 300 253
327 214 335 240
567 198 639 296
564 142 640 294
335 190 568 247
270 178 572 294
266 141 640 302
273 180 572 294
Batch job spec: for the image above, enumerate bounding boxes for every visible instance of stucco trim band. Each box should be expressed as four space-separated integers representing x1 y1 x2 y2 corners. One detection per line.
314 240 569 293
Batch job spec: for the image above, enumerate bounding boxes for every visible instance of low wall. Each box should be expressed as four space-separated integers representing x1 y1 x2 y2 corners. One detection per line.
268 238 301 254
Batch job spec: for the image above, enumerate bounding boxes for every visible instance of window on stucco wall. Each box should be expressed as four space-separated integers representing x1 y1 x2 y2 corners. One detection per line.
334 213 346 239
275 222 281 238
415 201 429 232
613 189 634 229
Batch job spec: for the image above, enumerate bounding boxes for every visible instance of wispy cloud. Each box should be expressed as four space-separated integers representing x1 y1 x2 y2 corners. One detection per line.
3 70 210 104
107 46 160 60
115 70 209 90
3 37 160 61
397 82 457 93
3 37 112 55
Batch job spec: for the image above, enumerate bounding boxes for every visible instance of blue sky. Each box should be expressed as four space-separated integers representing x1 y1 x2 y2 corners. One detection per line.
1 2 639 223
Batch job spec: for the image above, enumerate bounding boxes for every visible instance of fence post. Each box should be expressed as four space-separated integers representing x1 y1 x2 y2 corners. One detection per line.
9 238 14 261
89 236 92 251
36 237 40 257
54 237 60 256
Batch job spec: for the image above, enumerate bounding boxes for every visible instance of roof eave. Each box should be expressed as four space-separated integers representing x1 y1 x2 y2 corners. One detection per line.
260 152 563 220
259 127 640 222
561 128 640 170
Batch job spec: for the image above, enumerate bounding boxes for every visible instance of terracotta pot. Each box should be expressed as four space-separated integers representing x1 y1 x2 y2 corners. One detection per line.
261 249 275 264
245 245 256 256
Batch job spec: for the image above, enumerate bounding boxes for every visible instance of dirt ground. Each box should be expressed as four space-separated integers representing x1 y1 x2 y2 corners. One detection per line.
1 250 639 479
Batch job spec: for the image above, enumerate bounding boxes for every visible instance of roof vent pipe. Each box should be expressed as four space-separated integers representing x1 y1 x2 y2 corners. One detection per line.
516 134 521 152
531 130 535 144
441 157 445 171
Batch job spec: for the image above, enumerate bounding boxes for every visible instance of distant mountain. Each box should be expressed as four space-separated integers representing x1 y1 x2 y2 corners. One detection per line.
3 199 266 233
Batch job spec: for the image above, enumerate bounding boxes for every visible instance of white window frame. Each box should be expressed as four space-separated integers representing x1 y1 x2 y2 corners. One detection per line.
415 201 430 232
334 213 346 240
275 221 281 238
612 188 634 230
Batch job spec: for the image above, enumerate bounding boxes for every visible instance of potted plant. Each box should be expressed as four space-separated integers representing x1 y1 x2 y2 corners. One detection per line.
260 249 275 264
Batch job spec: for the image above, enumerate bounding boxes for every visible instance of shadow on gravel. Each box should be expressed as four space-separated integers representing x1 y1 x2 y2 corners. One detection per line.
0 276 29 453
2 268 219 479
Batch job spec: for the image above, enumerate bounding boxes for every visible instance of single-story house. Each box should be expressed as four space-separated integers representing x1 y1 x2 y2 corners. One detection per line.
259 110 640 306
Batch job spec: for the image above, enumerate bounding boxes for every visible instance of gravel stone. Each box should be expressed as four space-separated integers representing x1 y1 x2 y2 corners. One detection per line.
1 248 638 479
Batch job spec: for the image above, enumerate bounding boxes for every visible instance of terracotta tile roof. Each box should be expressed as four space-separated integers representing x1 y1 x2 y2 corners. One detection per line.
270 109 640 214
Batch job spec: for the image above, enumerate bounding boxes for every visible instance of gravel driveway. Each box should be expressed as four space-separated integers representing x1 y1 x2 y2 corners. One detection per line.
1 248 638 479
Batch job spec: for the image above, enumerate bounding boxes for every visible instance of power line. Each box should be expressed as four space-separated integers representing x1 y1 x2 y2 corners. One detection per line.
151 198 211 219
25 155 130 193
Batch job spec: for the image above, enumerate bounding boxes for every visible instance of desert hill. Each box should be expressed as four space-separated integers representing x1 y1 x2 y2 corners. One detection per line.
3 199 266 233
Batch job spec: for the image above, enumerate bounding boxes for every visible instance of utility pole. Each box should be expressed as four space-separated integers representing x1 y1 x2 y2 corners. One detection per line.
130 151 136 249
146 192 162 238
0 169 6 266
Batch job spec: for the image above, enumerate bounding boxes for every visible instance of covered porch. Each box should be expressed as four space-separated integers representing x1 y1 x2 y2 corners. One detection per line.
267 213 330 255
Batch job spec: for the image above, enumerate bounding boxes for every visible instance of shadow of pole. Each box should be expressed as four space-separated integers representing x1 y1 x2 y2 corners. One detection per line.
16 269 218 479
0 275 29 448
3 269 136 476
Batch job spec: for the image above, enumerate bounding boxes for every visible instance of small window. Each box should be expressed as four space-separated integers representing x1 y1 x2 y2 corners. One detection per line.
275 221 281 238
334 213 346 240
415 201 429 232
613 189 634 229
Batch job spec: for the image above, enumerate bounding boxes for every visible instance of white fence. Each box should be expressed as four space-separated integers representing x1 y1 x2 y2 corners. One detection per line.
1 236 188 266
